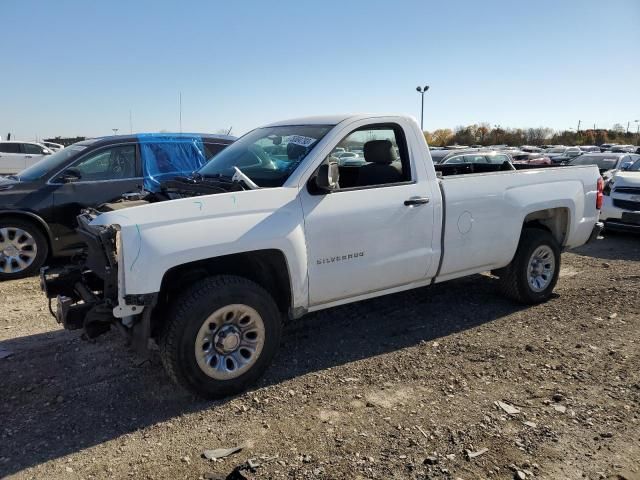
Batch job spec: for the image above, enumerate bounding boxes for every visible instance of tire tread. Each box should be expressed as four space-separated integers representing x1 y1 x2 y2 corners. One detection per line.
497 228 560 304
159 275 281 398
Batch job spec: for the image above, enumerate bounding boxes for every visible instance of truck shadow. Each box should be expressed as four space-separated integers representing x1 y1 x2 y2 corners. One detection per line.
571 232 640 261
0 274 524 476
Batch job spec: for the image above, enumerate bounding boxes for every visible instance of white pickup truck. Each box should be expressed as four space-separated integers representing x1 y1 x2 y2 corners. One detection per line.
41 114 603 398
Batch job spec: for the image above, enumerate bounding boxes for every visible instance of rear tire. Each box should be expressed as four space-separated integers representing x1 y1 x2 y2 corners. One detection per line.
0 218 49 281
497 228 561 304
160 275 282 399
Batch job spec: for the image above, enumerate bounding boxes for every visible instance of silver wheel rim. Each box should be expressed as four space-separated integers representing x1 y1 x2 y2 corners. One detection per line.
195 304 265 380
0 227 38 274
527 245 555 292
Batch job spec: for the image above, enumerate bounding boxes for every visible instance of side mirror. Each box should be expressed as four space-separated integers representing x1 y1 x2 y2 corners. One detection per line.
58 168 81 183
42 148 52 155
315 161 339 192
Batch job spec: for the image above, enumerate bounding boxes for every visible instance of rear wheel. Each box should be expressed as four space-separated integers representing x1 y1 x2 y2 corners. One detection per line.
497 228 561 304
160 275 282 399
0 218 49 281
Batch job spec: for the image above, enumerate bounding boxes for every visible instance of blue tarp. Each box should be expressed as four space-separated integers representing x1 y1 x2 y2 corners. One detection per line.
137 133 207 192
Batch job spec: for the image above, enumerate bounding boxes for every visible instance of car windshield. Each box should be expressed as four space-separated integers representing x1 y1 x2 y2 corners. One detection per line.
197 125 332 187
569 155 620 170
16 145 87 181
628 159 640 172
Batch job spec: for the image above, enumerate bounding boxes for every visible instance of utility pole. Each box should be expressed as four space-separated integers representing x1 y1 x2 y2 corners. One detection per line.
415 85 429 131
129 110 133 134
179 92 182 134
577 120 581 134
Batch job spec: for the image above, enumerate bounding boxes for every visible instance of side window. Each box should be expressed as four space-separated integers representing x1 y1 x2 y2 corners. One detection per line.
463 154 488 163
487 154 509 164
204 142 226 159
23 143 45 154
0 143 21 153
322 125 410 189
68 145 137 181
444 155 464 164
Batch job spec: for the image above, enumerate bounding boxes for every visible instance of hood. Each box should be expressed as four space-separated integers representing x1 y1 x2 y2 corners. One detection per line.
91 187 298 229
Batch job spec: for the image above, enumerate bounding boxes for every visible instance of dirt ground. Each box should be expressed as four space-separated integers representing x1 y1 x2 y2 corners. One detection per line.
1 233 639 480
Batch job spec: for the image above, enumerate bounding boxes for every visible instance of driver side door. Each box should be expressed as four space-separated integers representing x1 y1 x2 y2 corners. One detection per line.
51 143 142 254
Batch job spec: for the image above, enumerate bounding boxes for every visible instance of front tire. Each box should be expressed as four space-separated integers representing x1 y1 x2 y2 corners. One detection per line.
497 228 561 304
160 275 282 399
0 218 49 281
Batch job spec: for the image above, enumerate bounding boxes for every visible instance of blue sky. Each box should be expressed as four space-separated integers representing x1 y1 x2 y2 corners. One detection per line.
1 0 638 139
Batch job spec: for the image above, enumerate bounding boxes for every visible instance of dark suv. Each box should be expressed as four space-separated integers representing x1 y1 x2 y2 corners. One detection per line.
0 133 234 279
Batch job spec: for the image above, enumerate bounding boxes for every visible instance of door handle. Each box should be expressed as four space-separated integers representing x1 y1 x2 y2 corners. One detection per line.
404 197 430 206
24 155 32 158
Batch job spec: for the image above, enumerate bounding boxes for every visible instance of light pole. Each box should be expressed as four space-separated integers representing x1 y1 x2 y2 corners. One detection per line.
416 85 429 131
112 128 119 136
635 120 639 143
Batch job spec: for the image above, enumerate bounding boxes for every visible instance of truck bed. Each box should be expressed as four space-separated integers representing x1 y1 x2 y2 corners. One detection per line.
435 165 600 281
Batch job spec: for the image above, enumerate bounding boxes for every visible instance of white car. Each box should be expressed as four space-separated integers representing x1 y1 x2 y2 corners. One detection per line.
0 141 52 175
600 158 640 232
42 114 603 399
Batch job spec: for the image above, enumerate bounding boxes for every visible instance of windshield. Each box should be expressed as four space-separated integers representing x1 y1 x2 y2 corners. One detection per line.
16 145 87 181
547 147 565 153
628 159 640 172
569 155 620 170
197 125 332 187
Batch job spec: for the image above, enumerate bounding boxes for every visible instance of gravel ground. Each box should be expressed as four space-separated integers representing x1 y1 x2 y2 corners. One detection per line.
0 233 639 480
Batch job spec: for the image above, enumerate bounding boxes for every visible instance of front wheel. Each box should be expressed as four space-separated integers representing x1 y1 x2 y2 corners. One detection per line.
0 218 49 281
497 228 561 304
160 275 282 399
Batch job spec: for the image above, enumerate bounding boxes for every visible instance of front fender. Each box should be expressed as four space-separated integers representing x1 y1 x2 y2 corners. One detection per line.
95 187 309 310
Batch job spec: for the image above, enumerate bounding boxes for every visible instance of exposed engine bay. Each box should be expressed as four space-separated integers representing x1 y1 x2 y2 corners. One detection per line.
40 172 255 345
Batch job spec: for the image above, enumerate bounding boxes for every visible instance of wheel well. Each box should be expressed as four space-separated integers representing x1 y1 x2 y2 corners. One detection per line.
156 249 292 318
0 212 52 253
523 207 569 246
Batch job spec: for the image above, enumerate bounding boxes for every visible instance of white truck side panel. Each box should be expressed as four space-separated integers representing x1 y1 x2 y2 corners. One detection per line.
438 166 599 280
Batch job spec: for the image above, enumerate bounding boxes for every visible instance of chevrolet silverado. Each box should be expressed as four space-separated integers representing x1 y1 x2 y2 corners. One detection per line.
41 114 603 398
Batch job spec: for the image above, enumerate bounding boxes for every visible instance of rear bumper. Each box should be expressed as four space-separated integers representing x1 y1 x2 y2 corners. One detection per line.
604 220 640 233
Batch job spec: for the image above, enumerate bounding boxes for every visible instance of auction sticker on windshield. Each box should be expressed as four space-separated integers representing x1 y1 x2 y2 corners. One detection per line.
286 135 317 147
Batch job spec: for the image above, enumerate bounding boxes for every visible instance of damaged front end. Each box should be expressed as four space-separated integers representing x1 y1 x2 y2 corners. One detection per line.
40 211 156 351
